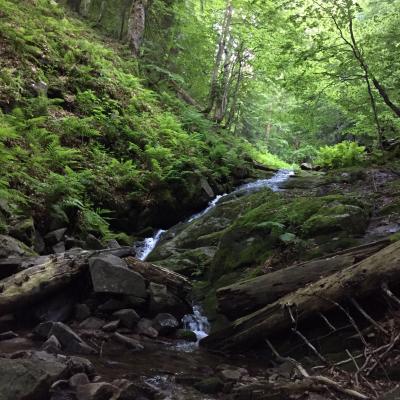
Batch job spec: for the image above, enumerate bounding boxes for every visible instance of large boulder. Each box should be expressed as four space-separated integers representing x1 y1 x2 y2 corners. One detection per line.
89 255 147 298
0 352 67 400
0 235 36 258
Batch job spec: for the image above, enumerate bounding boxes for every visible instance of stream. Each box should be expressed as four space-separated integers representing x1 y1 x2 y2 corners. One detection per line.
134 169 294 343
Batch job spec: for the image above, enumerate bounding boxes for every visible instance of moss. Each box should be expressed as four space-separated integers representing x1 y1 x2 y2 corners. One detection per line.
379 200 400 216
209 193 370 281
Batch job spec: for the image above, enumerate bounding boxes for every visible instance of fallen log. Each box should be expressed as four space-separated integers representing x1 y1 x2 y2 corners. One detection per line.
217 239 391 320
0 251 191 316
201 240 400 352
0 253 87 315
125 257 192 298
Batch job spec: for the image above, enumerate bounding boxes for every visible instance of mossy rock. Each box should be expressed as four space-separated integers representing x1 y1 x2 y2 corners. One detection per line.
302 203 369 237
208 193 371 281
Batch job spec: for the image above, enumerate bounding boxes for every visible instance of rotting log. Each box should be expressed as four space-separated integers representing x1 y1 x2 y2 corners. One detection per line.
0 253 88 315
125 257 192 298
0 250 191 316
201 240 400 352
217 239 391 320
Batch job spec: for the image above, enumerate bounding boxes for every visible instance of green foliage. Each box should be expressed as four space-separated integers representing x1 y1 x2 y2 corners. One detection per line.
0 0 287 240
316 141 366 169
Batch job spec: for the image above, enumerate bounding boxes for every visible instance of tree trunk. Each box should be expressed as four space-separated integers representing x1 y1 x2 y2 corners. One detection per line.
214 34 234 123
204 0 233 115
226 47 244 129
216 239 390 320
201 240 400 352
128 0 147 57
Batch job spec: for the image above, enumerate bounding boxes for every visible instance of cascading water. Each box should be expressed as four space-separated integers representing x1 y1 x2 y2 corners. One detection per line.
135 229 166 261
135 169 294 350
182 305 210 341
135 169 294 262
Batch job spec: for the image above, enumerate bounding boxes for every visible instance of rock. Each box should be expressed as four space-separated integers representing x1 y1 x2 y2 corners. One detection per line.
112 332 144 351
9 217 35 246
75 304 91 322
112 309 140 329
42 335 61 354
112 379 141 400
102 320 120 332
107 239 121 249
200 177 215 198
219 368 248 382
35 321 55 339
174 329 197 342
136 319 158 338
34 291 75 322
0 234 36 257
0 353 67 400
0 330 18 341
194 377 224 394
85 234 104 250
300 162 313 171
67 356 96 376
50 322 96 355
79 317 105 330
152 313 179 336
69 373 90 387
34 231 46 254
76 382 119 400
89 255 147 298
148 282 189 318
53 242 66 254
98 299 129 313
65 236 85 250
45 228 67 246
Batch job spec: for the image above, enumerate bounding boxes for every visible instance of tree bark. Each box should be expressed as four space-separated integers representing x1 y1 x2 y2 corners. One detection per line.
201 240 400 352
216 239 390 320
204 0 233 115
128 0 147 57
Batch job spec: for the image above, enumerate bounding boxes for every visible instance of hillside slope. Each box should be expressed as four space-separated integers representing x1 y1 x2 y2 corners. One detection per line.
0 0 286 248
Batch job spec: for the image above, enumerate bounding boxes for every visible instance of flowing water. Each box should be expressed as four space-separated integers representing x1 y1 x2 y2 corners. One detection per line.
136 169 294 262
134 169 294 343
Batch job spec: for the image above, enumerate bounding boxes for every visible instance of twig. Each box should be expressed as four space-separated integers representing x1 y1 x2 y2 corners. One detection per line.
350 297 388 334
382 282 400 308
287 306 330 365
265 339 370 400
319 312 336 331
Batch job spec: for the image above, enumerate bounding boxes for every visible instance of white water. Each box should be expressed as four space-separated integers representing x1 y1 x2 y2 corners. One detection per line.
135 169 294 343
136 229 166 261
136 169 293 263
182 305 210 341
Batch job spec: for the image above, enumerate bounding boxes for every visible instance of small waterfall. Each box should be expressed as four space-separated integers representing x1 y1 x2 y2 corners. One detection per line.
135 229 166 261
182 305 210 341
134 169 294 262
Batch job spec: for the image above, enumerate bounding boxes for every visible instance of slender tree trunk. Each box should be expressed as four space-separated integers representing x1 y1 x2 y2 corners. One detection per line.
214 34 234 122
204 0 233 115
128 0 148 57
226 49 244 129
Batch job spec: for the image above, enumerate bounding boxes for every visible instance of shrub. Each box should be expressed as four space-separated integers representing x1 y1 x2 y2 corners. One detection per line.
316 141 366 169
